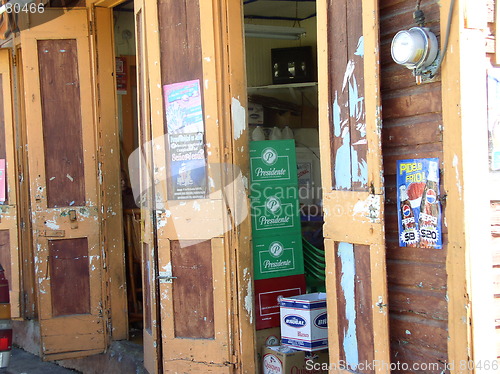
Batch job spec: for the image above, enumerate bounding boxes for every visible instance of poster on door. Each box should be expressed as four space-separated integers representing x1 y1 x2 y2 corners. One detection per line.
163 79 204 134
396 158 442 249
0 159 5 203
167 132 207 200
115 57 127 95
164 79 207 200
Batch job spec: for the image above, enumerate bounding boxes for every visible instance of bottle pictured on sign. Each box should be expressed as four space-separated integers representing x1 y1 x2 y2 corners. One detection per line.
398 185 419 247
418 161 440 248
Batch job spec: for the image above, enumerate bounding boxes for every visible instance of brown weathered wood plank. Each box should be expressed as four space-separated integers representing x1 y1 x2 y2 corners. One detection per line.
347 0 367 192
334 241 348 365
354 244 374 374
37 39 85 208
0 230 10 286
171 240 214 339
49 238 90 317
386 260 446 291
388 286 448 321
329 0 351 190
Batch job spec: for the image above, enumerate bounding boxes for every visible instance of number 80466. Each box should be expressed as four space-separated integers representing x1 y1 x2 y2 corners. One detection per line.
5 2 45 14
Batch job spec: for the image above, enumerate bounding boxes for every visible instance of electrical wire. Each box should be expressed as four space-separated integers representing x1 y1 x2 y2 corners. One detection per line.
431 0 456 77
414 0 425 27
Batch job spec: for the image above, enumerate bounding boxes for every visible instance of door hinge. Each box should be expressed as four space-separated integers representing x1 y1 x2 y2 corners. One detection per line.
157 271 177 284
12 55 16 67
89 21 94 36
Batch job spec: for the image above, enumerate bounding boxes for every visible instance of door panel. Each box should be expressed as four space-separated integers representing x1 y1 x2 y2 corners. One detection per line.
20 10 106 359
0 49 20 318
141 0 234 371
318 0 390 372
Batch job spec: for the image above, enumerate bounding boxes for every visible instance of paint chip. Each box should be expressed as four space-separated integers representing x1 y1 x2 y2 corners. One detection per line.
231 98 246 140
66 174 74 182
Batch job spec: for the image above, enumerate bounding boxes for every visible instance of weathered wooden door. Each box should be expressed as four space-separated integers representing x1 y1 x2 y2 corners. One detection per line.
138 0 252 372
318 0 391 372
0 49 21 318
133 0 161 372
20 10 107 360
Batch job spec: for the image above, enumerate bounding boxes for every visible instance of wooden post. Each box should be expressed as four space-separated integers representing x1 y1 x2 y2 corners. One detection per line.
442 1 496 372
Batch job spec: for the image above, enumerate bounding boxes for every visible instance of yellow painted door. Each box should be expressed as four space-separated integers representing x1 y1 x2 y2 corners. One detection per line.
138 0 250 372
317 0 391 372
133 0 160 372
0 49 21 318
20 9 107 360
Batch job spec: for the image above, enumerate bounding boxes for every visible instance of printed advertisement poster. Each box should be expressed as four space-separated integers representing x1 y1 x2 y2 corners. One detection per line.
164 79 207 200
163 79 204 134
397 158 442 249
0 159 5 203
115 57 127 95
168 132 207 200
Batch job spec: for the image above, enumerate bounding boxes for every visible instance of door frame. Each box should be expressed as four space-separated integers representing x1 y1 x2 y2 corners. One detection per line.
90 5 128 342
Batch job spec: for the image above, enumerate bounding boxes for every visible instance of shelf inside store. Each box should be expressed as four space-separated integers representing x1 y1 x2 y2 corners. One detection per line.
248 82 318 106
248 81 317 93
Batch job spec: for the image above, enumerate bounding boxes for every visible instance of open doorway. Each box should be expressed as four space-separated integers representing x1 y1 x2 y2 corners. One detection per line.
243 1 329 370
112 0 142 345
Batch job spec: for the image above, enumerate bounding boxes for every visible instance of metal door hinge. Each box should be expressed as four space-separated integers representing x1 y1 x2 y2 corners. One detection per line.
12 55 16 67
157 272 177 284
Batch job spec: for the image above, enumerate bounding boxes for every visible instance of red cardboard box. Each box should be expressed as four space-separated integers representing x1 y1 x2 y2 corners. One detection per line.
255 274 306 330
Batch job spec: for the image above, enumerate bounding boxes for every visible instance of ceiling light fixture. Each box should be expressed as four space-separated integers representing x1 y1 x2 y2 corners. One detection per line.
244 24 306 40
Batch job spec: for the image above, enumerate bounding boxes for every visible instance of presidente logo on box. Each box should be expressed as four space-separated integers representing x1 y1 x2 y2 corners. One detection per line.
251 152 291 183
259 241 295 274
249 140 297 185
252 194 297 232
253 234 304 280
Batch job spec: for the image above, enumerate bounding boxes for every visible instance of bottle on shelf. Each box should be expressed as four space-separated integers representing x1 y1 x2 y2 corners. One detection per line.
282 125 294 140
269 126 282 140
251 126 266 141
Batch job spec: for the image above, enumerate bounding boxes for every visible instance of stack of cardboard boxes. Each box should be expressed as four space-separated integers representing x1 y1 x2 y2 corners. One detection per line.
250 139 306 372
250 139 329 373
250 139 306 331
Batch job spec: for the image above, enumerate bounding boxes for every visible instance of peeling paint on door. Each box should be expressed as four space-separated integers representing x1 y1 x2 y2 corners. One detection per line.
231 97 246 140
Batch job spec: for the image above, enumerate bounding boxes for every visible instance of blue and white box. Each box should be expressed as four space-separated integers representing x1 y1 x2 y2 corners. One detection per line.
279 293 328 351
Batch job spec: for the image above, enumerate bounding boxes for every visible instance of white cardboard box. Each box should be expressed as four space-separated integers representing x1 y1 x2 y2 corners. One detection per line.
280 293 328 351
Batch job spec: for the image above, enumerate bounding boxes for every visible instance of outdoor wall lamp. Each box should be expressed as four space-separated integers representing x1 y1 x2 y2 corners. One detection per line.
390 0 455 85
391 27 439 84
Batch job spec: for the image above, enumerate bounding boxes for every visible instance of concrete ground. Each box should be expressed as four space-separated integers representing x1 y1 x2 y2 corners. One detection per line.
0 347 80 374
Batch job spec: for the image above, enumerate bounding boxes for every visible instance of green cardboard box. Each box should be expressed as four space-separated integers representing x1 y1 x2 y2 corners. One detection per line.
250 185 300 235
253 234 304 280
250 140 298 187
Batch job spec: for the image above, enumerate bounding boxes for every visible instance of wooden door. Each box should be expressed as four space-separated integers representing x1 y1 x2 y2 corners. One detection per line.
0 49 21 318
317 0 391 372
133 0 161 372
20 10 107 360
139 0 250 372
